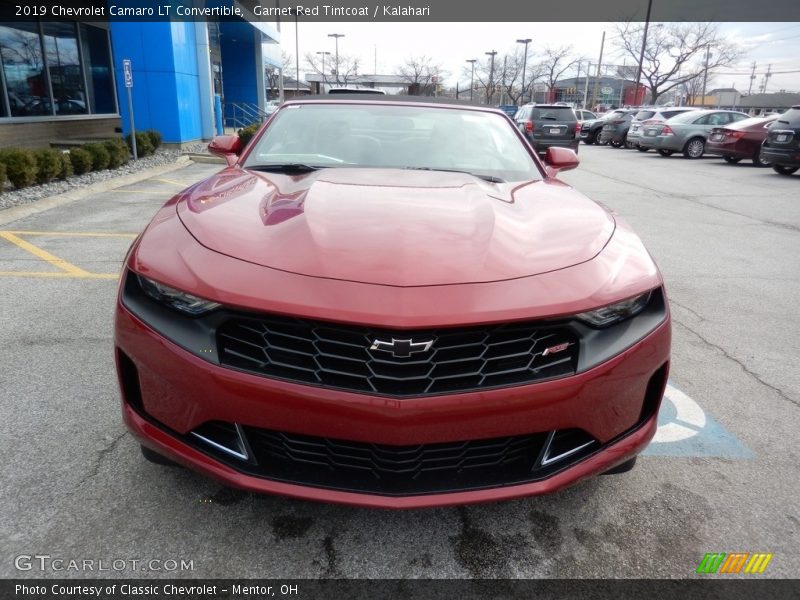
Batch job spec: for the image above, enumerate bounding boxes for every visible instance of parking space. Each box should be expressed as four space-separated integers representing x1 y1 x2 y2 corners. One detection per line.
0 151 797 579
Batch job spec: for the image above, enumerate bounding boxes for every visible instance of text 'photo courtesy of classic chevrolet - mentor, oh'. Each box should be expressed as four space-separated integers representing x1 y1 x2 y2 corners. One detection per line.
114 96 671 509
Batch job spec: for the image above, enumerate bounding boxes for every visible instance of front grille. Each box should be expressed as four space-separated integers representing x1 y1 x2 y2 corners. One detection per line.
217 314 579 397
229 426 596 495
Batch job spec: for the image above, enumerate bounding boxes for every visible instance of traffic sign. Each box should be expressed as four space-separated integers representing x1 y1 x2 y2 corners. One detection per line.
123 59 133 88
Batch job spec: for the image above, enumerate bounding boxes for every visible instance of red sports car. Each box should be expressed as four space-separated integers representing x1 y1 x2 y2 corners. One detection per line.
706 115 778 167
114 97 671 508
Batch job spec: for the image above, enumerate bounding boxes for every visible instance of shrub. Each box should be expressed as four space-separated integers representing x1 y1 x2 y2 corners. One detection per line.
0 148 38 189
58 152 73 180
104 138 130 168
33 148 63 184
68 147 93 175
237 123 260 146
126 131 154 157
83 142 111 171
0 162 6 192
145 129 162 149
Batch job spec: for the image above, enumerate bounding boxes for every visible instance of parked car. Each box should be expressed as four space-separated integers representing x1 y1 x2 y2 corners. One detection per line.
328 86 386 95
580 109 629 145
760 105 800 175
628 107 699 151
575 109 597 122
514 103 580 153
598 109 640 148
638 109 749 158
705 115 778 167
116 96 670 508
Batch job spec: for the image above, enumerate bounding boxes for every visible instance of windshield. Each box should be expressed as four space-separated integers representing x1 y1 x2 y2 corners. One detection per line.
244 103 542 182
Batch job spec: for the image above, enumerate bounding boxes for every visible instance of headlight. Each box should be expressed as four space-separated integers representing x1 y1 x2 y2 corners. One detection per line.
137 275 221 316
576 291 652 328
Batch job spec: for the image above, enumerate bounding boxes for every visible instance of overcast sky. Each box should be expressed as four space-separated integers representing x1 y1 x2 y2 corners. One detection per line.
275 21 800 94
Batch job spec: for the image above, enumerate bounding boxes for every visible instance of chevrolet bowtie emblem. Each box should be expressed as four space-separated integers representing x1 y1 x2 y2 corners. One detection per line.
369 338 435 358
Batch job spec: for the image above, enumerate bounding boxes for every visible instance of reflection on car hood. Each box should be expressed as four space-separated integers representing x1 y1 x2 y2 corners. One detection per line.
176 167 615 287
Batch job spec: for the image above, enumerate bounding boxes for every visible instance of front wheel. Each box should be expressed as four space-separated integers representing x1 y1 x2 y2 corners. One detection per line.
723 156 742 164
772 164 799 175
683 137 705 159
657 149 674 157
753 148 769 167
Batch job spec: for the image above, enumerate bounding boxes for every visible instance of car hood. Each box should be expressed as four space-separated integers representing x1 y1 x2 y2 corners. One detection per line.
176 167 615 287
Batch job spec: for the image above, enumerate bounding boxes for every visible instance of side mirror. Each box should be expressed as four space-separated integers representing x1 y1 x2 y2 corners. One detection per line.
208 135 242 166
543 147 580 175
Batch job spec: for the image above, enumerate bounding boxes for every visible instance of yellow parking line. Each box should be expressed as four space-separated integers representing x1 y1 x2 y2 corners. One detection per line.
4 231 137 238
111 189 169 195
0 271 119 279
154 178 188 187
0 231 92 276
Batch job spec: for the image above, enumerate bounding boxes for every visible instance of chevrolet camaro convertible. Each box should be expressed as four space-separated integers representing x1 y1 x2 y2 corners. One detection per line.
114 97 671 508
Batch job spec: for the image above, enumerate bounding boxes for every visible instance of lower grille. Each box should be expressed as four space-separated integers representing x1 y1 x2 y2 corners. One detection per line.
217 314 579 397
191 424 597 496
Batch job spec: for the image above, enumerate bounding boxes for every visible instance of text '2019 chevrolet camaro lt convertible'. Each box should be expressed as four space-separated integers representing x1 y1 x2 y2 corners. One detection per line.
114 96 671 508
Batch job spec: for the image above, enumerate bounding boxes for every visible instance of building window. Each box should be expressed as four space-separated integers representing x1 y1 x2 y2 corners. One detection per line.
0 22 47 116
0 20 116 119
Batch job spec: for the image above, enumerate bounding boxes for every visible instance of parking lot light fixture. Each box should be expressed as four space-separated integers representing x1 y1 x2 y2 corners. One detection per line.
466 59 477 101
516 38 532 105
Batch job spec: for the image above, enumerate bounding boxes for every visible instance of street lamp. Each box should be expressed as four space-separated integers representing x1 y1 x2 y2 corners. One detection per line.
328 33 345 83
485 50 498 104
634 0 655 105
316 51 331 91
516 38 532 105
466 59 477 101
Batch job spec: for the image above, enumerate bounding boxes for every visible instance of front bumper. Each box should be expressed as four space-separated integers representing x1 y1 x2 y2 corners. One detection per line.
115 296 671 508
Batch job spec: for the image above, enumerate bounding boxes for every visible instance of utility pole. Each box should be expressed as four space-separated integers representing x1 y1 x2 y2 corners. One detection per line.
276 0 284 102
760 64 772 93
747 61 757 95
516 38 532 105
583 62 591 108
328 33 344 84
701 44 711 106
485 50 498 104
619 59 626 107
466 59 477 101
634 0 653 107
501 55 507 105
590 31 605 109
316 51 330 92
294 11 299 97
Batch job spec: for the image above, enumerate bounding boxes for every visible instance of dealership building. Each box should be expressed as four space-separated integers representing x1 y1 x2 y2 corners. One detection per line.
0 2 280 149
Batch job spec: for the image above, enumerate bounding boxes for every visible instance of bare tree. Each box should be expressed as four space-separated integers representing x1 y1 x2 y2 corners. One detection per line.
305 52 360 86
395 55 445 95
614 22 742 105
265 51 293 99
537 46 581 99
462 52 544 105
681 71 708 106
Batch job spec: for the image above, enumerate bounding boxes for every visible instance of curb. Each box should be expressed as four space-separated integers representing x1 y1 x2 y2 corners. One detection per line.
186 153 225 165
0 156 193 227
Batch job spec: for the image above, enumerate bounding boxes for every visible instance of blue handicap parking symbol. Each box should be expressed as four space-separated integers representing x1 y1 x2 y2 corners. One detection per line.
642 381 753 458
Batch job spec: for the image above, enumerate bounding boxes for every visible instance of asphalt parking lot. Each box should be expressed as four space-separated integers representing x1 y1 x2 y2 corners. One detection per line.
0 149 798 579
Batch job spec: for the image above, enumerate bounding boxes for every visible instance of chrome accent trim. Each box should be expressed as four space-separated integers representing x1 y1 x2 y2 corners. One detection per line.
191 423 249 461
540 431 595 466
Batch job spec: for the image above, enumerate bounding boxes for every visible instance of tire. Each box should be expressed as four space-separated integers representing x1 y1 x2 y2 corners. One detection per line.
602 457 637 475
141 445 180 467
683 137 705 159
772 164 799 175
753 148 769 168
624 135 636 149
657 149 674 157
723 156 742 164
636 145 649 152
587 130 599 145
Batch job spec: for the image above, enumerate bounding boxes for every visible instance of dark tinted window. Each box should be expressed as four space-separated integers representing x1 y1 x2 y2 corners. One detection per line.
776 108 800 126
635 110 655 120
529 106 576 121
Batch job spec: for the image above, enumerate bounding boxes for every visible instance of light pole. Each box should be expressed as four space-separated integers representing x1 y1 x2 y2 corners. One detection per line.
316 51 331 92
466 59 477 101
634 0 653 106
328 33 344 84
516 38 531 105
485 50 497 104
